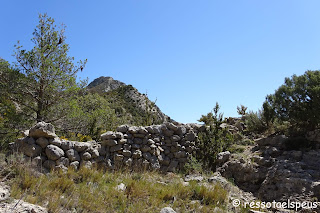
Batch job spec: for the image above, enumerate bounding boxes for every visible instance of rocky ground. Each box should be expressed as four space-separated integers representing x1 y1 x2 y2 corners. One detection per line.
215 133 320 212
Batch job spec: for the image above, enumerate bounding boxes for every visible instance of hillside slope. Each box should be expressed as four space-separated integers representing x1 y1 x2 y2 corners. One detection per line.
87 76 172 125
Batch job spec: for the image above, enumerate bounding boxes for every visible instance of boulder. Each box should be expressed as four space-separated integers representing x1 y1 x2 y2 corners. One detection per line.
29 121 56 138
56 157 70 167
101 131 117 140
70 161 80 170
65 149 81 162
61 140 74 150
74 142 91 152
45 145 64 161
216 151 230 164
102 139 118 146
23 143 42 157
80 152 92 160
132 150 142 159
35 137 49 148
116 125 129 133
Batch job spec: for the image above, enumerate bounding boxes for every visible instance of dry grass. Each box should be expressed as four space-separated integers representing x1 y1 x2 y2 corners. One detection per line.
1 153 229 213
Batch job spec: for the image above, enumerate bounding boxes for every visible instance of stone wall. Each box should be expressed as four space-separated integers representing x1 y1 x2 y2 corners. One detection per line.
13 122 201 172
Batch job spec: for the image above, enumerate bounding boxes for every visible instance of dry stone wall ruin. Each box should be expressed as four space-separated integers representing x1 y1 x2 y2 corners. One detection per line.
13 122 201 172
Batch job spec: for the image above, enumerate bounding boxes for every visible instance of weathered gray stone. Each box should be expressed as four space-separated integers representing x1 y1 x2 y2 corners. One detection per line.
122 150 132 157
150 156 160 170
216 151 230 164
124 158 133 167
80 160 92 169
50 137 62 147
160 207 176 213
70 161 80 170
134 138 143 144
89 148 100 158
132 150 142 158
110 144 122 152
56 157 70 167
115 132 124 139
35 137 49 148
185 132 196 141
74 142 91 152
29 121 57 139
117 125 129 133
46 145 64 161
143 152 152 160
33 156 47 166
80 152 92 160
61 140 74 150
101 131 117 140
102 139 118 146
65 149 81 162
119 139 127 145
128 126 139 134
123 144 131 150
23 143 42 157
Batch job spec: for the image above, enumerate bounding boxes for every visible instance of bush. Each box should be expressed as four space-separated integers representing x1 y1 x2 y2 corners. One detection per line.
245 110 266 134
196 102 234 170
264 70 320 134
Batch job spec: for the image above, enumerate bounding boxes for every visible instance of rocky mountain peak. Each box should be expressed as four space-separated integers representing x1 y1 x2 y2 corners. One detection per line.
87 76 126 92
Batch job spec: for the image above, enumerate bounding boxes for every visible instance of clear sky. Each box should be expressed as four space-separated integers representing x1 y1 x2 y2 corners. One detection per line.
1 1 320 123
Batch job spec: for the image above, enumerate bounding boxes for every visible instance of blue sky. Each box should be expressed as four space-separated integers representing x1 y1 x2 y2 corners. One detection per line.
1 1 320 123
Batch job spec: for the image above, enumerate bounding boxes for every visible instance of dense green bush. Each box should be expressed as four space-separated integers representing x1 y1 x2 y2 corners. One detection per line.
264 71 320 134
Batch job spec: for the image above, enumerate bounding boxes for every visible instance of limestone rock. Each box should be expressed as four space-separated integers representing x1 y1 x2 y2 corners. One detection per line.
23 143 42 157
46 145 64 161
216 151 230 164
80 152 92 160
65 149 81 162
35 137 49 148
74 142 91 152
29 121 56 139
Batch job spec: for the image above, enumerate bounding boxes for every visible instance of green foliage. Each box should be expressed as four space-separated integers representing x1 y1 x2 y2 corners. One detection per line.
0 59 33 150
5 157 228 212
197 102 234 170
245 110 267 134
103 85 164 126
265 70 320 134
237 104 248 116
57 92 119 140
184 155 203 174
2 13 87 122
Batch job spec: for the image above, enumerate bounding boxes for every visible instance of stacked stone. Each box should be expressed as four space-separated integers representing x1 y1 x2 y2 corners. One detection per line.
14 122 104 171
101 122 198 172
14 122 199 172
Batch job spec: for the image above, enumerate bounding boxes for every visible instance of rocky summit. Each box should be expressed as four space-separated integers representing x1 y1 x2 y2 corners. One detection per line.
87 76 126 92
87 76 172 124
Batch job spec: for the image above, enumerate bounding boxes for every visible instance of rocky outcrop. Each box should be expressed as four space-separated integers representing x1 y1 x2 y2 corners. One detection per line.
87 76 126 92
216 135 320 205
14 122 201 172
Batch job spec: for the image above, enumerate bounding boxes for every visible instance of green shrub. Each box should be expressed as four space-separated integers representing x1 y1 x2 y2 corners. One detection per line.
264 70 320 134
197 102 234 170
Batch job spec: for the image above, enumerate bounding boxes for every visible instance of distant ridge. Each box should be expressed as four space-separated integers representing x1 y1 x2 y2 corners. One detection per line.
87 76 172 125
